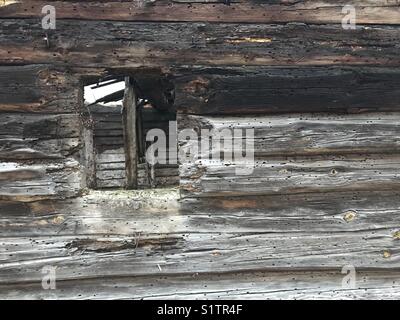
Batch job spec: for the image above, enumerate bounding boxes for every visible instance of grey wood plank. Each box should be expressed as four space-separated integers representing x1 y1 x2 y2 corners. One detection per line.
1 270 400 300
178 113 400 157
1 190 400 283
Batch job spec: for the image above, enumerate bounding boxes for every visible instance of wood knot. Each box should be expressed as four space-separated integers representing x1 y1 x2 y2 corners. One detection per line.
393 231 400 240
330 169 338 175
343 210 357 222
383 250 392 259
183 77 209 95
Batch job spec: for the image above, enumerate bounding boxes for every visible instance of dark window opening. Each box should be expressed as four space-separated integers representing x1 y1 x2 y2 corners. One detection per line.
82 74 177 190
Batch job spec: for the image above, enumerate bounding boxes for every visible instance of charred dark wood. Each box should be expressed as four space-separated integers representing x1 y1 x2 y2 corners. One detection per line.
174 66 400 114
0 65 79 113
1 20 400 68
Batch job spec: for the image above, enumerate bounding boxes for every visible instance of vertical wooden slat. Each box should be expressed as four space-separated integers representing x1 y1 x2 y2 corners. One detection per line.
122 77 138 189
82 127 96 189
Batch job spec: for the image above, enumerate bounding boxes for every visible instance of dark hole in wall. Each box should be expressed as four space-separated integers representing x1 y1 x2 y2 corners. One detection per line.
82 73 178 190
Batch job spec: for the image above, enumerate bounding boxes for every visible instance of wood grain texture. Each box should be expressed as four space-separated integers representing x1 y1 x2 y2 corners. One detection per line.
0 113 81 160
178 113 400 157
180 154 400 197
1 0 399 25
1 190 400 284
179 112 400 197
1 270 400 300
0 160 82 201
174 66 400 114
0 65 79 113
122 78 138 189
1 20 400 67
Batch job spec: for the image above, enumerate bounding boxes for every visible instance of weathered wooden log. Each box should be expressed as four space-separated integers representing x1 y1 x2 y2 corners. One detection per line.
180 154 400 197
1 20 400 67
1 190 400 283
1 0 399 25
0 113 81 160
1 189 399 237
174 66 400 114
0 160 82 201
0 65 79 113
1 269 400 299
178 113 400 157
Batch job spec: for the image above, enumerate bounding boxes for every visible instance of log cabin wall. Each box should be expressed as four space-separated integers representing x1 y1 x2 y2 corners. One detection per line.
1 0 400 298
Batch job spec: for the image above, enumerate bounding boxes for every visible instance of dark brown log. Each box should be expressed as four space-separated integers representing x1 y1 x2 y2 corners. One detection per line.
1 20 400 68
0 65 79 113
1 0 399 25
174 66 400 114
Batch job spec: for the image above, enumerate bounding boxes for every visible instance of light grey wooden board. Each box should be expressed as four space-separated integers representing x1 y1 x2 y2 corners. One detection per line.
1 190 399 237
1 227 399 284
178 113 400 157
1 190 400 284
0 160 82 202
180 154 400 197
1 270 400 300
0 113 81 160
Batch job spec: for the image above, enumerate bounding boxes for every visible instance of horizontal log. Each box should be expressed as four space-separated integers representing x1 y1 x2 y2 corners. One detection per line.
2 229 397 279
0 160 82 201
180 154 400 197
178 113 400 157
0 65 79 113
174 66 400 114
2 20 400 67
95 150 125 164
1 189 399 237
1 270 400 299
1 1 399 25
0 113 81 159
2 189 400 281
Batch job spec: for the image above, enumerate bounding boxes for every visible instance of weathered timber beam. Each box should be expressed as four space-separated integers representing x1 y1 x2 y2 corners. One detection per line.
180 154 400 197
1 217 400 281
178 113 400 157
0 65 79 113
1 270 400 299
1 1 399 25
1 20 400 67
1 189 400 282
0 189 399 237
122 77 138 189
0 160 82 202
0 113 81 160
173 66 400 114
